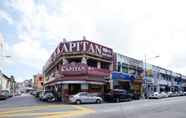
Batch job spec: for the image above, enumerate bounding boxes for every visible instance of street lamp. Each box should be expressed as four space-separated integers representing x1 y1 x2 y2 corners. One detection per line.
144 55 160 99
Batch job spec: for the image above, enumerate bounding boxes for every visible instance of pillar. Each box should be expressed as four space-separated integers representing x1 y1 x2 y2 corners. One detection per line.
62 84 69 103
81 56 87 64
97 62 101 69
63 57 68 65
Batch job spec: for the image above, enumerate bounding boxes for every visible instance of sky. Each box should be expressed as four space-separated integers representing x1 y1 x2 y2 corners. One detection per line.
0 0 186 82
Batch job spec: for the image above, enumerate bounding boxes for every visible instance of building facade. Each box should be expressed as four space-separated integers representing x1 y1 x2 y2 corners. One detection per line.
0 71 16 95
112 53 144 97
43 38 113 102
43 38 186 101
33 74 44 91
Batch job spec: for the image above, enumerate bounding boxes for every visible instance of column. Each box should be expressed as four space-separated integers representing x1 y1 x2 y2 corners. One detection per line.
62 84 69 103
97 62 101 69
109 63 113 71
81 56 87 64
63 57 68 65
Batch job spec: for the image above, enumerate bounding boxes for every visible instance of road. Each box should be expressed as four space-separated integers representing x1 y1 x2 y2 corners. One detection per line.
76 96 186 118
0 94 94 118
0 94 186 118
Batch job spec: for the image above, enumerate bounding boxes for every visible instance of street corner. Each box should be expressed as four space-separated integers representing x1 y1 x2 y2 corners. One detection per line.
0 104 95 118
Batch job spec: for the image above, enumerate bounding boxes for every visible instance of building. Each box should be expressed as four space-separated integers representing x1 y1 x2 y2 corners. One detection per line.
22 79 33 93
43 38 113 102
43 37 186 101
112 53 144 97
144 65 186 97
0 71 16 95
33 74 44 91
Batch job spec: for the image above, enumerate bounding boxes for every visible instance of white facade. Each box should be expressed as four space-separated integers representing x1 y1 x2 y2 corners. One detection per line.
0 72 11 91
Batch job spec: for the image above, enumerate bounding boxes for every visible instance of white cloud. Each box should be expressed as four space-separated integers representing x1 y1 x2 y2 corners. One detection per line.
12 39 49 69
0 9 13 24
4 0 186 77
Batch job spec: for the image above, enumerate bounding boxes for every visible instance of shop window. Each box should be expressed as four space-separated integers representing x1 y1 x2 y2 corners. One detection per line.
88 84 102 93
68 58 81 63
117 62 121 72
101 62 110 69
122 63 128 73
87 59 97 68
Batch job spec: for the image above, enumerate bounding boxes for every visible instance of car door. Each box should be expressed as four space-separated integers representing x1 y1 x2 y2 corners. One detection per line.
80 93 89 103
88 94 96 103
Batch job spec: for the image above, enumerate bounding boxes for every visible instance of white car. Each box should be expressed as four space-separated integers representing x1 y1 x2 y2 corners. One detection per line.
160 92 168 98
69 92 103 104
167 91 173 97
149 92 162 99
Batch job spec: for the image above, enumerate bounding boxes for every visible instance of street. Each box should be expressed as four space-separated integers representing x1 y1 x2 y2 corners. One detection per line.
0 94 94 118
0 94 186 118
77 96 186 118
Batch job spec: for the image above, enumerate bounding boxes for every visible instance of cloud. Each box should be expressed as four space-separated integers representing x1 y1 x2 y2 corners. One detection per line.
12 39 49 69
2 0 186 81
0 9 13 24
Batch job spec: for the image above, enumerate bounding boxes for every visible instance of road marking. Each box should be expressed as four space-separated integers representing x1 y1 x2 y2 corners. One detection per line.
0 105 64 115
37 106 95 118
0 105 95 118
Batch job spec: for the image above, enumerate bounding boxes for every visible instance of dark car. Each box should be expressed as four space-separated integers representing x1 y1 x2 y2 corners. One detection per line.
0 90 9 100
39 90 56 102
104 89 133 103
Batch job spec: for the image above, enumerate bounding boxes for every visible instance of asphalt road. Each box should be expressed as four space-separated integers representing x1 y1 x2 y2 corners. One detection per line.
75 96 186 118
0 94 94 118
0 94 186 118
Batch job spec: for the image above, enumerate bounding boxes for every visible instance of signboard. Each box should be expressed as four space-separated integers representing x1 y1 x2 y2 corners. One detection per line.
61 63 88 75
43 40 113 71
57 40 113 59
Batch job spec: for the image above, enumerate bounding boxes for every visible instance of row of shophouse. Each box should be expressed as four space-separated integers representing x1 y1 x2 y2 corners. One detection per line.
42 38 186 102
0 70 16 95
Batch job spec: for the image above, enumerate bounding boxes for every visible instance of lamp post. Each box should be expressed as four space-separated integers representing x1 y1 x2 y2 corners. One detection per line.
143 55 160 99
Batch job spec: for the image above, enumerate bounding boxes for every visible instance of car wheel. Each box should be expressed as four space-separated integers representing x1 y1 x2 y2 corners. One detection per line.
116 98 120 103
96 99 101 104
76 100 81 105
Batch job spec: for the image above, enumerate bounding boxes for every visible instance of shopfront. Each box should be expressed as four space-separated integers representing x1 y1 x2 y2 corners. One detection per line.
112 71 135 90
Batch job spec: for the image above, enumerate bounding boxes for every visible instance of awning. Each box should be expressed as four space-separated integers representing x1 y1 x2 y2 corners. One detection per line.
112 71 135 81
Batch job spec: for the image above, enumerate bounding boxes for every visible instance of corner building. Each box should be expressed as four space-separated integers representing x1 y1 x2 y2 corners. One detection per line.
43 39 113 102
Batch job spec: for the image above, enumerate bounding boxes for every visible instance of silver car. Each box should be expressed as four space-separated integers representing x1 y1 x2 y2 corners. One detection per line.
69 92 103 104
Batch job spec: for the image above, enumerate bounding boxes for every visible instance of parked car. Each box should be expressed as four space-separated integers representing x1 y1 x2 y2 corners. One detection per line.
30 90 37 96
183 91 186 96
35 91 42 98
149 92 162 99
160 92 168 98
0 90 9 100
69 92 103 104
167 91 173 97
39 91 56 102
178 91 184 96
103 89 132 103
15 91 21 96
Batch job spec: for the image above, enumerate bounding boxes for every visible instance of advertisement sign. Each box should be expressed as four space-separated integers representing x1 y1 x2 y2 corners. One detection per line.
58 40 113 59
43 40 113 71
145 63 153 77
61 63 88 75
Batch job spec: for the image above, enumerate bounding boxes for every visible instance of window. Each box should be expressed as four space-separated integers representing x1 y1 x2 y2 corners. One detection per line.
87 59 97 67
101 62 110 69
